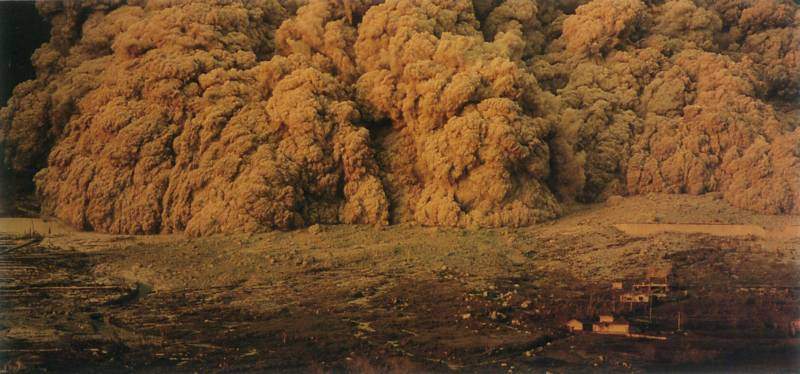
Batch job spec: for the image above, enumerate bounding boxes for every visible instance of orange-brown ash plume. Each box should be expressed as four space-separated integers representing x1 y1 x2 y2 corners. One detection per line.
1 0 797 235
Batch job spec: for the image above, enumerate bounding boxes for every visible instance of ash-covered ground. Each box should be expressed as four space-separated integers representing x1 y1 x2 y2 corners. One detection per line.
1 194 798 372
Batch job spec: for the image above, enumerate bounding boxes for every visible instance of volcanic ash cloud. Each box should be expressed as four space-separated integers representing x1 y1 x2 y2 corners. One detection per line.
1 0 797 235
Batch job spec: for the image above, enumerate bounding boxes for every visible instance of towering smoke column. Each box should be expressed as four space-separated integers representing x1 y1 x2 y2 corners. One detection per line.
1 0 797 235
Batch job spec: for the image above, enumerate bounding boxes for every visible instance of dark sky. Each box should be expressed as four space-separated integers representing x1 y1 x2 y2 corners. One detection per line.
1 1 50 107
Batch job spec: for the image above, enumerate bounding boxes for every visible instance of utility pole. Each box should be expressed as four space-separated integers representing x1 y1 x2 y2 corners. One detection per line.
612 290 617 313
586 292 593 315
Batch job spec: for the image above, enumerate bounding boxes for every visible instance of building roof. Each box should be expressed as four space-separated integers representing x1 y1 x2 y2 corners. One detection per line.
566 318 593 324
594 316 629 325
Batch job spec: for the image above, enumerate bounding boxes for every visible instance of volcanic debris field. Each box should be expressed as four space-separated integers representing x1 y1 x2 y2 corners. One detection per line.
0 194 799 372
0 0 799 372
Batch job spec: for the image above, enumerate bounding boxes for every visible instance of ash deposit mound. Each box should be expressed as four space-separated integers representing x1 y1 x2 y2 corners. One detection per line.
1 0 798 235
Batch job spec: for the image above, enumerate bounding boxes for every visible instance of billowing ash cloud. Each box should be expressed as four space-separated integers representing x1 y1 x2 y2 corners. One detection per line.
1 0 797 235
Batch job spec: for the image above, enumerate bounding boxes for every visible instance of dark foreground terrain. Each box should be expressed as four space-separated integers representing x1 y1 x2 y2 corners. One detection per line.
1 195 799 372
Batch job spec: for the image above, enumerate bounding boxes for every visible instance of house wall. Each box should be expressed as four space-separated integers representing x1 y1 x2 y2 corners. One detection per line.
593 323 629 335
566 320 583 331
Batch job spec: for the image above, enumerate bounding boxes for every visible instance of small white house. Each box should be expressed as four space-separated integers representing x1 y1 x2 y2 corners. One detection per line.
620 292 650 303
565 319 584 332
593 317 630 335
